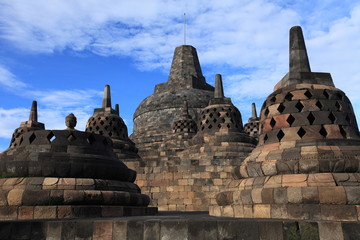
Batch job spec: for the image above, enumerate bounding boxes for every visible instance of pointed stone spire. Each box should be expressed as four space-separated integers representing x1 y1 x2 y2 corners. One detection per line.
115 104 120 116
28 101 38 122
289 26 311 73
251 103 257 119
102 85 112 108
154 45 214 93
182 100 189 116
214 74 224 99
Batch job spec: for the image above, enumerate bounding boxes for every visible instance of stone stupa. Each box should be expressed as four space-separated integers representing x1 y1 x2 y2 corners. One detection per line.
0 101 157 220
212 26 360 221
130 45 214 164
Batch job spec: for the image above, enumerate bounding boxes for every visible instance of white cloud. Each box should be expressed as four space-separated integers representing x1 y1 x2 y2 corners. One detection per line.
0 65 27 89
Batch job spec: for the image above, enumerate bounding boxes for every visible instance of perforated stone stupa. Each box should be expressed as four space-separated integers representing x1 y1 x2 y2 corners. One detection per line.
0 102 156 220
212 26 360 221
244 103 260 139
86 85 141 161
9 101 45 148
131 45 214 163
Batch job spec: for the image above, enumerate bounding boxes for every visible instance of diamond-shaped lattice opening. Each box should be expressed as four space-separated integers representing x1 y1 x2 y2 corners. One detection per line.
227 124 231 128
89 127 93 131
270 118 276 128
209 113 214 118
297 127 306 138
270 96 276 102
307 112 315 125
277 130 285 141
97 117 101 120
67 133 76 142
206 109 210 113
201 126 205 131
202 115 206 119
217 112 221 117
339 125 347 138
19 136 23 146
47 131 56 143
104 126 108 130
264 134 268 141
264 108 269 116
205 119 209 124
225 112 230 117
99 131 104 135
335 101 341 111
108 131 112 137
304 90 312 99
29 133 36 144
319 126 327 137
109 121 113 126
315 100 323 110
92 122 96 126
213 118 217 123
286 115 295 126
336 93 343 100
208 124 213 129
230 119 234 123
87 134 96 144
345 114 351 123
95 126 100 131
100 120 104 125
277 103 285 113
295 101 304 112
217 124 221 129
221 118 225 123
213 108 217 112
105 117 109 120
285 92 293 101
323 90 330 99
328 112 336 124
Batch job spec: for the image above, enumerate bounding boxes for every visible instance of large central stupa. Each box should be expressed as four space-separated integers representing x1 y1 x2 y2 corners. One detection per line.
131 45 214 162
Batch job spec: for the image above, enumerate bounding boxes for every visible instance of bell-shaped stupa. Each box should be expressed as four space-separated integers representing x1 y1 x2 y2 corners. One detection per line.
211 26 360 221
131 45 214 163
86 85 140 160
0 102 157 220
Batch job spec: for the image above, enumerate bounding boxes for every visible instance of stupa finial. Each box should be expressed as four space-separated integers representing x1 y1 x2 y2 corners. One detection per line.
102 85 112 108
214 74 224 98
251 103 257 119
182 100 189 116
115 104 120 116
29 101 38 122
289 26 311 73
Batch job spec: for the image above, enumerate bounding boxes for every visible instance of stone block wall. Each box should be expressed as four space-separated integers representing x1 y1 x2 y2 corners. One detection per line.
125 133 254 211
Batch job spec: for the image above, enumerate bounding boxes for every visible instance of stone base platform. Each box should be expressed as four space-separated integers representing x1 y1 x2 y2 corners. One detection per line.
214 173 360 221
0 205 158 220
0 212 359 239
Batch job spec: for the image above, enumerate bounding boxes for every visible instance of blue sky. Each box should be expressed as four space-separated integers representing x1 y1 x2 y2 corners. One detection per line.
1 0 360 151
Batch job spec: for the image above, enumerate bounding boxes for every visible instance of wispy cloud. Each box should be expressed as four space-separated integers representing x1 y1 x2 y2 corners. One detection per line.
0 65 27 89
